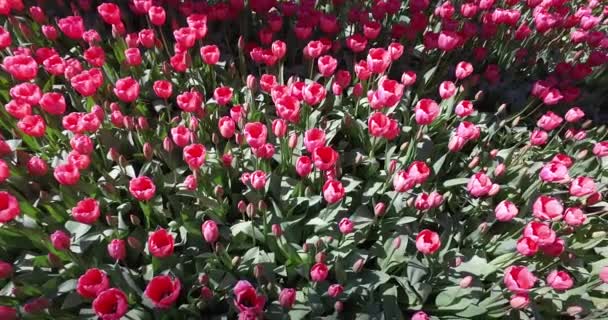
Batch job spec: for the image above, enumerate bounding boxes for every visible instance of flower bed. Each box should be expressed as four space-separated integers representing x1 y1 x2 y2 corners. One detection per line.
0 0 607 319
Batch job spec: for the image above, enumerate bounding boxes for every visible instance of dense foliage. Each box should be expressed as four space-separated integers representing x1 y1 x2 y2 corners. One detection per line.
0 0 607 319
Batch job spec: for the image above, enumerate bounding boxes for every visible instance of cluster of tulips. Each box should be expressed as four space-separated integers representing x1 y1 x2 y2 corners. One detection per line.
0 0 606 319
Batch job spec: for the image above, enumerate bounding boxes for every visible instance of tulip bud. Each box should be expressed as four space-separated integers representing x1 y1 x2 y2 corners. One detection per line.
143 143 153 160
198 273 209 285
247 75 257 91
460 276 473 288
272 224 282 236
107 239 126 261
334 301 344 313
353 258 365 272
235 132 245 145
392 236 401 249
232 256 241 267
388 159 397 174
200 286 213 300
106 215 118 226
494 163 506 177
468 156 480 169
576 149 588 160
567 306 583 316
238 200 247 213
212 133 219 145
254 264 264 279
479 222 489 233
279 288 296 309
374 202 386 217
288 132 298 149
246 203 256 218
475 90 484 100
489 149 498 159
137 116 149 130
399 142 409 152
127 236 142 251
582 120 592 129
214 185 224 198
258 200 267 211
315 251 326 263
316 238 324 248
512 116 521 127
163 137 174 152
108 147 120 162
495 104 506 116
355 152 364 165
118 155 128 167
303 243 309 253
453 256 463 267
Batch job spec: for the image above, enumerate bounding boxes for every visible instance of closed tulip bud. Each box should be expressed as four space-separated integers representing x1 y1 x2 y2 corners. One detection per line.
468 156 480 169
137 116 149 130
406 197 415 207
106 215 118 226
39 190 49 202
496 104 507 115
582 120 592 129
288 132 298 149
214 186 224 198
237 200 247 213
392 237 401 249
334 301 344 313
566 306 583 316
143 143 153 160
109 148 120 162
355 152 364 165
238 36 245 50
232 256 241 267
353 258 365 272
212 133 219 145
189 118 199 131
127 236 142 251
490 149 498 159
258 200 267 211
512 116 521 127
389 159 397 174
479 222 489 233
303 243 309 252
272 224 282 236
453 256 463 267
254 264 264 279
235 133 244 145
200 286 213 300
279 288 296 309
576 150 588 159
316 238 324 248
315 252 326 263
247 75 257 91
118 155 128 167
494 163 506 177
163 137 174 152
460 276 473 288
374 202 386 217
399 142 409 152
130 214 140 225
198 273 209 285
246 203 256 218
475 90 484 100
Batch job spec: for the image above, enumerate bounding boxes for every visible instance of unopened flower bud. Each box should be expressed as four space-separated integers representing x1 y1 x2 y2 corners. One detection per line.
212 133 219 145
238 200 247 213
137 116 149 130
399 142 409 152
272 224 282 236
127 236 142 251
460 276 473 288
489 149 498 159
468 156 480 169
495 104 506 116
566 306 583 316
344 114 352 127
163 137 174 152
118 155 128 167
232 256 241 267
254 264 264 279
143 143 153 160
247 75 257 91
303 243 309 252
106 215 118 226
582 120 592 129
374 202 386 217
392 236 401 249
475 90 484 100
512 116 521 127
355 152 364 165
576 149 588 160
479 222 489 233
494 163 506 177
258 200 267 211
315 251 326 263
353 258 365 272
288 132 298 149
108 147 120 162
388 159 397 174
246 203 256 218
453 256 463 267
214 185 224 198
334 301 344 313
200 286 213 300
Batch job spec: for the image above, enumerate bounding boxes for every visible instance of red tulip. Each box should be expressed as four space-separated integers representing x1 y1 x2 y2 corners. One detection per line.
129 176 156 201
183 144 207 169
416 229 441 254
144 275 181 309
72 198 101 224
77 268 110 299
93 288 129 320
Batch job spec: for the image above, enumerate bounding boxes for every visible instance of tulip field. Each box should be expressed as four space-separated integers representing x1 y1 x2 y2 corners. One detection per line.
0 0 607 319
